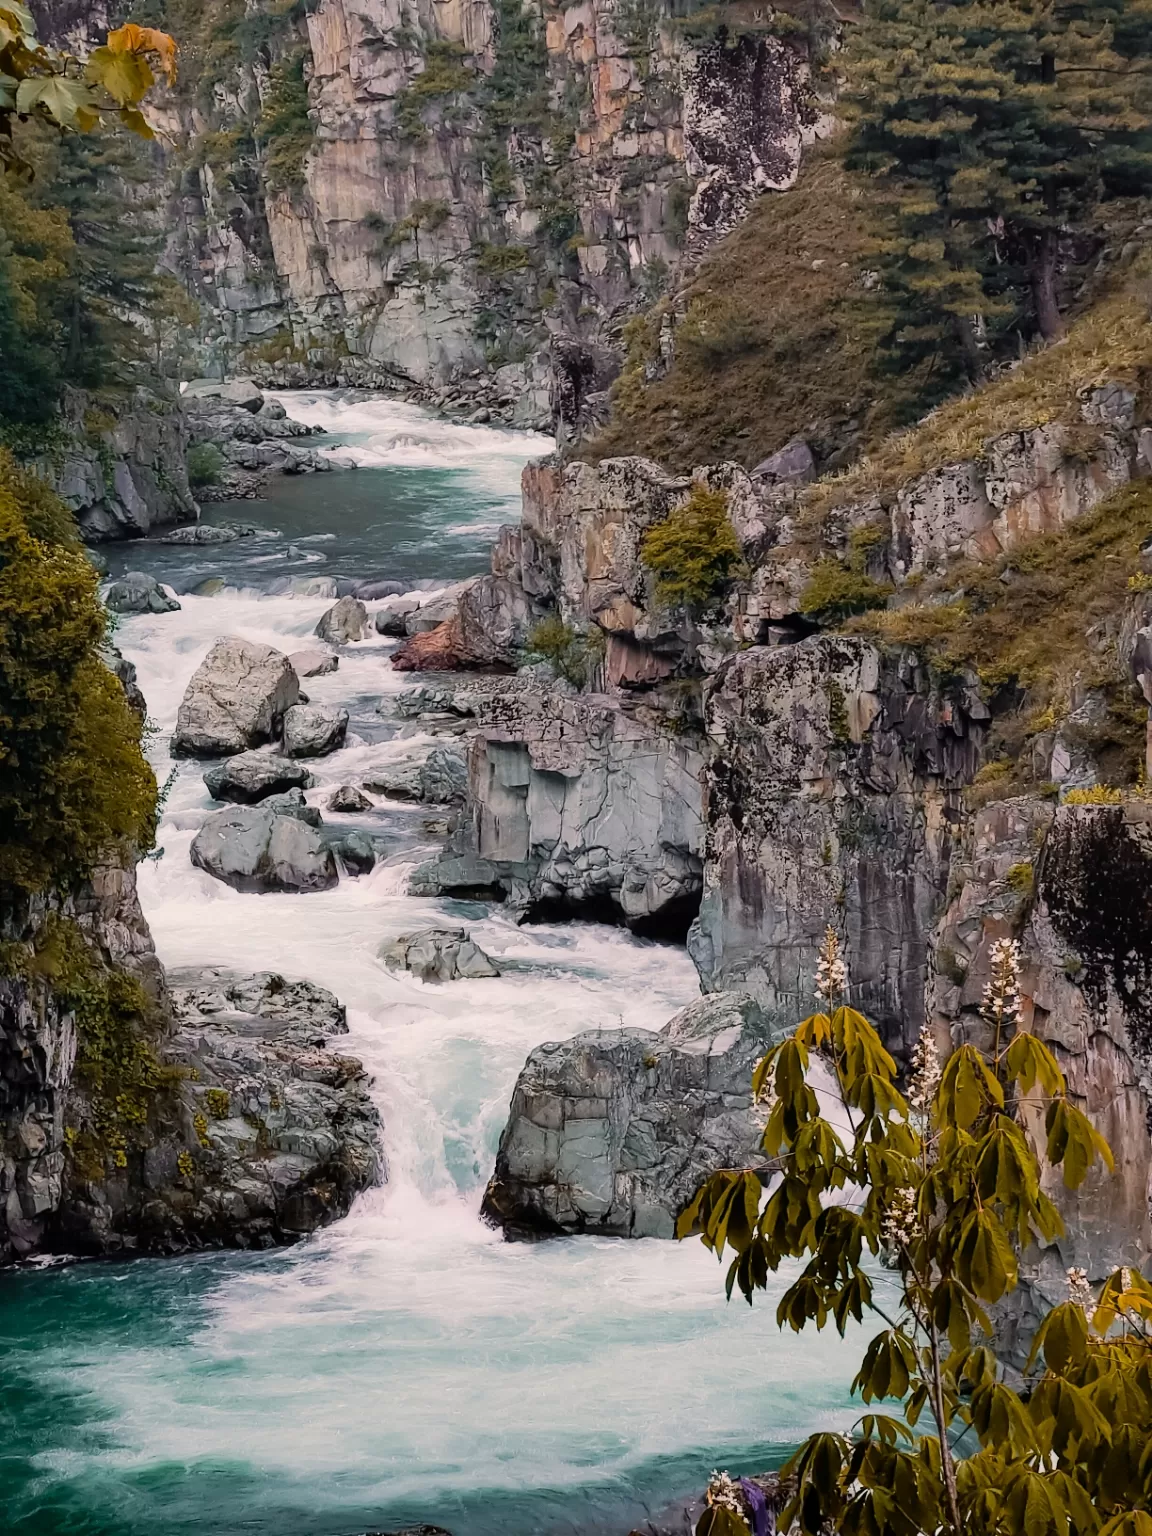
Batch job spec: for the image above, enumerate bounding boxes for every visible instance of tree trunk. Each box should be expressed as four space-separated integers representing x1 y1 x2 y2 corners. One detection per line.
1032 228 1064 341
954 313 985 381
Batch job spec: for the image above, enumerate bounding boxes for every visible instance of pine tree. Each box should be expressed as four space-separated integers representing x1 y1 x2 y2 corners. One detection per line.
844 0 1152 370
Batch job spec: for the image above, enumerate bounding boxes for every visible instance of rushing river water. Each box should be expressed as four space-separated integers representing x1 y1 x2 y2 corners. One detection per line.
0 395 863 1536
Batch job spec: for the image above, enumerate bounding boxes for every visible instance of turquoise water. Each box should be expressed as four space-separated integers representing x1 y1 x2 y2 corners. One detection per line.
2 395 864 1536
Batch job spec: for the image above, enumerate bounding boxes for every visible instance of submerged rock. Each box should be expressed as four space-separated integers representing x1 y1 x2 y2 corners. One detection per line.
172 638 300 757
103 571 181 614
203 751 313 804
288 648 339 678
315 595 368 644
380 927 499 982
158 523 251 544
328 784 373 813
481 992 769 1240
281 703 349 758
190 805 338 892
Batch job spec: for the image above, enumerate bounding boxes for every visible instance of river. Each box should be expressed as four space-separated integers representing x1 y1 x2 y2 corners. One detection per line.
0 395 862 1536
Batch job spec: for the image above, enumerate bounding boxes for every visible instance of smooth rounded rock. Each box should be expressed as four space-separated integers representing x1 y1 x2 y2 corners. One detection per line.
315 596 368 644
190 805 337 892
328 785 373 813
281 703 349 759
203 751 312 805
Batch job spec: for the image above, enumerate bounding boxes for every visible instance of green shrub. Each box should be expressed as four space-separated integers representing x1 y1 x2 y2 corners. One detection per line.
476 242 532 277
799 558 891 625
525 615 604 687
0 451 157 895
258 49 314 193
186 441 225 486
640 486 744 612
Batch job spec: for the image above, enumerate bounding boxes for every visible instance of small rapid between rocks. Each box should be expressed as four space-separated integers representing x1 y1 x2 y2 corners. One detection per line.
0 394 862 1536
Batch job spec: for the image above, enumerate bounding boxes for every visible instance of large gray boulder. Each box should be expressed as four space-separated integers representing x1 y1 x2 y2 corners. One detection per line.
379 927 499 982
203 751 312 804
261 788 322 825
172 638 300 757
281 703 349 759
481 992 770 1239
315 596 368 644
103 571 180 614
159 967 382 1244
190 805 338 892
363 744 467 805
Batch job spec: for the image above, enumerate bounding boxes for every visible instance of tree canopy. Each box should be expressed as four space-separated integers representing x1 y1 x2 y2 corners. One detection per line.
677 930 1152 1536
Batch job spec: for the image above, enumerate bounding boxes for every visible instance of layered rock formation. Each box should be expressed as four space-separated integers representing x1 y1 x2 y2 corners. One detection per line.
1 861 380 1260
481 991 770 1238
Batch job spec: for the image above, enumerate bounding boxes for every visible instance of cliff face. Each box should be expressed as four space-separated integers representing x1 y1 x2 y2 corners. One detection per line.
445 412 1152 1291
1 854 382 1261
35 0 826 425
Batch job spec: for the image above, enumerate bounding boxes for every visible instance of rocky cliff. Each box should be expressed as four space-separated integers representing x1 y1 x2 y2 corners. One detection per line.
0 853 381 1260
36 0 831 430
441 365 1152 1296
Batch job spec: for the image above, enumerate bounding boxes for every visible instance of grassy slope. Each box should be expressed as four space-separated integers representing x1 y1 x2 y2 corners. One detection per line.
583 150 928 474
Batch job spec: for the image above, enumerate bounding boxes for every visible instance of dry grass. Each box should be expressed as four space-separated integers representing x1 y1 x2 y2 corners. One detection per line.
847 481 1152 787
582 149 931 473
803 266 1152 519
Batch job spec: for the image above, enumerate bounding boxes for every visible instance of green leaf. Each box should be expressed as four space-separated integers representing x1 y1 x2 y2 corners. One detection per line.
14 72 94 125
696 1506 751 1536
85 42 153 107
939 1044 1004 1130
955 1207 1017 1302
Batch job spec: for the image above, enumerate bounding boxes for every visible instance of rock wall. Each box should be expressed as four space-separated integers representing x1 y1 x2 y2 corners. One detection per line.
690 635 986 1054
0 856 382 1261
44 387 198 542
411 682 705 935
42 0 826 423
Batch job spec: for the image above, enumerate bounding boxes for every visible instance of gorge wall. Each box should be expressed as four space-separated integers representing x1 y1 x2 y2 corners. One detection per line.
35 0 831 431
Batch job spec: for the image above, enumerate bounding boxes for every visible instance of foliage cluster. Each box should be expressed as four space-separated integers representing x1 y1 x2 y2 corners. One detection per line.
849 481 1152 788
843 0 1152 376
641 485 745 612
524 615 605 688
801 527 893 625
186 440 225 486
0 10 176 169
679 932 1148 1536
0 451 156 895
257 48 313 193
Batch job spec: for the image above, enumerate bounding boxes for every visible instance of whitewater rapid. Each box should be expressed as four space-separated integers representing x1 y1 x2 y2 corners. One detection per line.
4 395 865 1536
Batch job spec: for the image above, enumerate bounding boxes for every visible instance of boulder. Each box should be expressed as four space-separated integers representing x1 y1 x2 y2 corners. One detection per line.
172 638 300 757
404 582 469 635
161 968 382 1244
751 437 815 485
184 376 264 412
481 992 770 1239
288 649 339 678
315 596 368 645
353 578 407 600
261 788 323 826
103 571 181 614
190 805 338 892
337 831 376 875
379 927 499 982
363 744 467 804
281 703 349 759
328 784 373 813
375 594 421 635
203 751 312 805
